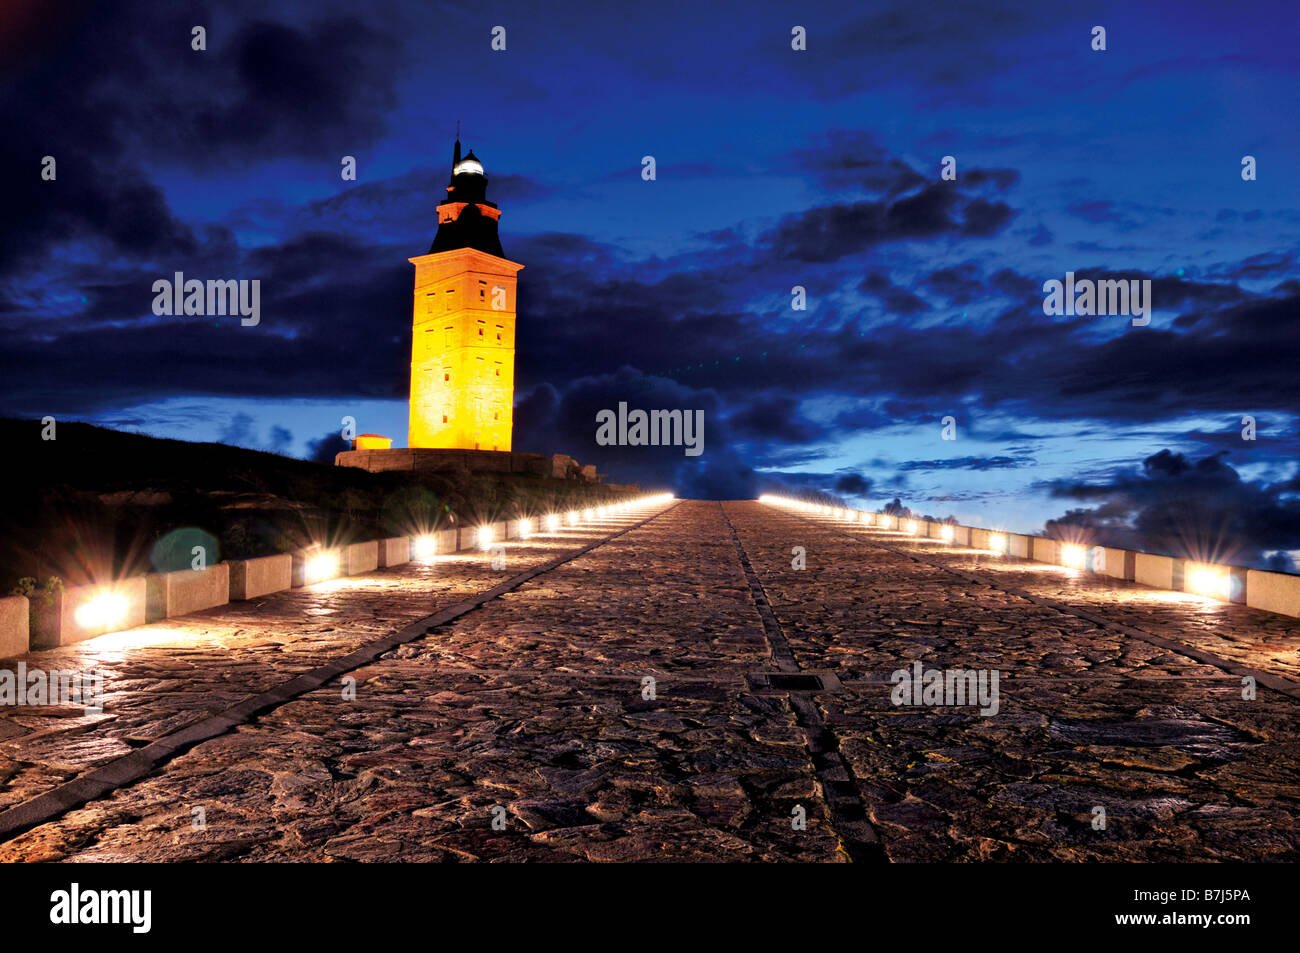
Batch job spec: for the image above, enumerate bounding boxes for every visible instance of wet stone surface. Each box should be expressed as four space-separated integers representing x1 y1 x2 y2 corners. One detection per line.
1 501 1298 862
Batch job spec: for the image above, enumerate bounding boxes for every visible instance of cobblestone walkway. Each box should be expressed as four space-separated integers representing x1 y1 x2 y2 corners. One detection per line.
1 501 1298 861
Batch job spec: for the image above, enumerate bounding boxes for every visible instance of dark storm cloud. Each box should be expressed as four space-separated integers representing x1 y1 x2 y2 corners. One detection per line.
833 473 871 495
726 395 824 444
761 184 1017 264
0 1 402 280
1042 449 1300 570
923 264 983 304
859 272 929 315
0 235 413 415
513 367 759 498
898 456 1026 471
963 168 1020 190
789 131 926 195
309 429 351 464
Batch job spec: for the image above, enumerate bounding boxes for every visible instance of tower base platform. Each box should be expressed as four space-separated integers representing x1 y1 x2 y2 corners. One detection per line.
334 448 601 482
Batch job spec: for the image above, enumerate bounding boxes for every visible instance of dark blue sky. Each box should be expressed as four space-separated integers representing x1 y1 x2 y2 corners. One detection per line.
4 0 1300 566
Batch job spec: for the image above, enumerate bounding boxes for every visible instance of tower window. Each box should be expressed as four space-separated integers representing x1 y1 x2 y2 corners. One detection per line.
442 414 448 424
444 371 450 383
478 279 486 300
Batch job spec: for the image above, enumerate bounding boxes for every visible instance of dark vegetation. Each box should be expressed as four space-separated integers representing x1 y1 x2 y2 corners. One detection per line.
0 419 639 590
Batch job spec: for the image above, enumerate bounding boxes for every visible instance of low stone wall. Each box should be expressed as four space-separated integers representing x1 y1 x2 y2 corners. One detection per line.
1031 537 1059 564
0 596 29 657
1246 569 1300 618
229 554 293 600
32 578 149 648
1101 547 1133 580
809 503 1300 622
1135 553 1182 590
146 565 231 621
344 541 379 575
378 537 409 568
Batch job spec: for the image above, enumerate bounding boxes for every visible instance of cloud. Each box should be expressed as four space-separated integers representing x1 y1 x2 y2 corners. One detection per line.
760 183 1017 264
859 272 929 314
1042 449 1300 569
834 472 871 495
898 456 1026 471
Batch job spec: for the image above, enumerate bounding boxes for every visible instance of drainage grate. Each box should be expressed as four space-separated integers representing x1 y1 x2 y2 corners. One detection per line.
766 673 824 691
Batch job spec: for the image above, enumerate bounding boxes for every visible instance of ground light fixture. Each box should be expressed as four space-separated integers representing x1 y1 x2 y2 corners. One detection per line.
1187 563 1232 600
73 590 130 631
477 526 494 549
940 525 955 542
1060 543 1086 569
413 535 436 560
545 514 560 531
989 533 1007 554
304 550 339 584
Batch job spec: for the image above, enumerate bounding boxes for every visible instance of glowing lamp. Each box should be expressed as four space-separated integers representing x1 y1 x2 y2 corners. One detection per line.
1060 544 1086 569
545 513 560 531
940 525 955 542
74 592 130 631
304 552 339 584
904 520 918 534
566 511 578 526
518 518 533 538
988 534 1007 553
413 535 436 560
1187 564 1231 600
477 526 494 549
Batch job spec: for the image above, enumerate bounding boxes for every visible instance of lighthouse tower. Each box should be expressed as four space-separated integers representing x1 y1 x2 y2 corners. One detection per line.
407 139 524 451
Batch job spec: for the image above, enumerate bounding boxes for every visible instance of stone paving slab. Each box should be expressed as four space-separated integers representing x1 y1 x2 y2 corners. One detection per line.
1 501 1298 862
0 504 840 862
731 505 1300 861
818 516 1300 683
0 519 655 813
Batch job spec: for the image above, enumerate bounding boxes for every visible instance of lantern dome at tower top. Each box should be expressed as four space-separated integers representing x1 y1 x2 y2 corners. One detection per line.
453 150 484 176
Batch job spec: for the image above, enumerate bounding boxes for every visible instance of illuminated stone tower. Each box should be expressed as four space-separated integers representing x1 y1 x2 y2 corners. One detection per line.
408 139 523 450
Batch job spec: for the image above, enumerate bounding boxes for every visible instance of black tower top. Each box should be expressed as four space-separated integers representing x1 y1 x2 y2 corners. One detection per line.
430 138 504 257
